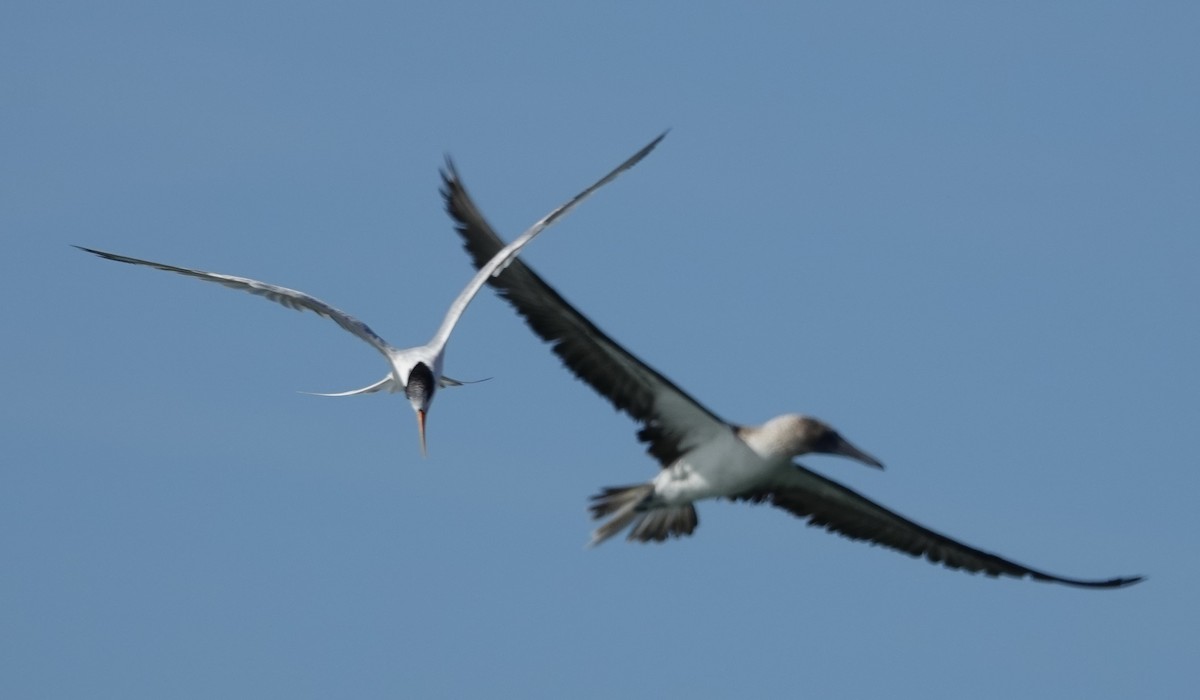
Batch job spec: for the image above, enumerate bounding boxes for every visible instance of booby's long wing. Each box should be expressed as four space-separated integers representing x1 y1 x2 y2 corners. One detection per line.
427 131 668 352
73 246 392 356
442 144 732 466
735 466 1143 589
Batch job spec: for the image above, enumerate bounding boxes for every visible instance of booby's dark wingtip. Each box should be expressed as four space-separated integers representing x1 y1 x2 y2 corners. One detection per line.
637 130 669 159
440 155 460 182
1036 572 1146 589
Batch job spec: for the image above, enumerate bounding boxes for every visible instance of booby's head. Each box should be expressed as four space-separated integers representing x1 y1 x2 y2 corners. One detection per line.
763 414 884 469
404 362 437 457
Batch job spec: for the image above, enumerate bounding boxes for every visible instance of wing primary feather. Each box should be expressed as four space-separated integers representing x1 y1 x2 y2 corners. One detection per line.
439 140 729 466
735 467 1143 589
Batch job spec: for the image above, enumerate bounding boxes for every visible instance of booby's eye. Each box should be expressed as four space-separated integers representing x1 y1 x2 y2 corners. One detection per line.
810 428 841 453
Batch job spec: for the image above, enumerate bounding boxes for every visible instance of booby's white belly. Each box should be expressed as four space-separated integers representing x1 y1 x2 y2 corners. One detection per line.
651 429 779 505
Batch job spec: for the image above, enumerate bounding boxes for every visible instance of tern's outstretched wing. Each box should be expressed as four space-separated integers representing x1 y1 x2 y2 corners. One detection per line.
426 132 667 353
75 246 392 356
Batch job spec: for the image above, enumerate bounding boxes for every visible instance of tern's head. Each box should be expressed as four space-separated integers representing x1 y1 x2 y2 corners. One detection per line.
764 414 884 469
404 362 437 457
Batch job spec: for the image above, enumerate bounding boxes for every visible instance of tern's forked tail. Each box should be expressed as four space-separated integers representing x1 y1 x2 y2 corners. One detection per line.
300 375 397 397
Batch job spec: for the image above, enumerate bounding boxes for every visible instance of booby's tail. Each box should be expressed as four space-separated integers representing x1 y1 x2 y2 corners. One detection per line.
588 484 698 546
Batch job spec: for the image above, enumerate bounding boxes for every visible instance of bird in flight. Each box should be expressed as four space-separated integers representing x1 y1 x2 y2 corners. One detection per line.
441 165 1143 589
75 131 666 456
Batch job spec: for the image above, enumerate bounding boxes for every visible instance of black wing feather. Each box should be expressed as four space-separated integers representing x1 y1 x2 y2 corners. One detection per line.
735 466 1143 589
441 162 729 466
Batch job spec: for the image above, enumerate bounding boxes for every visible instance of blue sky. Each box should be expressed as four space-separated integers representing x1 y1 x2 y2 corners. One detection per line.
3 2 1196 697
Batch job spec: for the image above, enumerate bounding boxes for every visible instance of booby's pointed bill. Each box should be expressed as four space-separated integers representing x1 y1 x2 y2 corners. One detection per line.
442 161 1142 590
827 433 884 469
